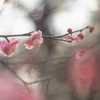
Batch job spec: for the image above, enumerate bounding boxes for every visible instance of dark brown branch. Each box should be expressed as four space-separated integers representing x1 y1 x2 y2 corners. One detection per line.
0 26 90 42
43 26 90 38
0 60 27 84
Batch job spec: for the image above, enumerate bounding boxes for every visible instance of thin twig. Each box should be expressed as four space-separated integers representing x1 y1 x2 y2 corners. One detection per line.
4 37 9 42
43 26 90 38
0 26 90 42
0 31 33 37
43 37 72 42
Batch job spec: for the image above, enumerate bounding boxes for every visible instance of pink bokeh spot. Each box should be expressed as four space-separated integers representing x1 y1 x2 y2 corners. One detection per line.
73 37 80 42
24 30 43 49
0 78 36 100
75 50 86 59
66 51 100 97
4 0 10 3
0 38 20 57
0 70 44 100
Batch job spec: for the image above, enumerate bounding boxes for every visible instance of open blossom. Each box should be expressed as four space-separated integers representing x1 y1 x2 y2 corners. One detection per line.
24 30 43 49
62 35 80 42
0 38 20 57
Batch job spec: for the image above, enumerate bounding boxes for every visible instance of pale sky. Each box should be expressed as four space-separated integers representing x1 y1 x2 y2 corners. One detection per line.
0 0 99 36
48 0 98 35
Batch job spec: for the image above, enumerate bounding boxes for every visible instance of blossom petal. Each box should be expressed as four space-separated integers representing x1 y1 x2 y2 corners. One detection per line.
10 38 20 45
62 35 73 40
73 37 80 42
24 39 34 49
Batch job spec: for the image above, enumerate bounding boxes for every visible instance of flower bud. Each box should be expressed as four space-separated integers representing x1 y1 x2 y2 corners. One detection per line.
77 33 84 39
89 26 95 33
67 28 72 33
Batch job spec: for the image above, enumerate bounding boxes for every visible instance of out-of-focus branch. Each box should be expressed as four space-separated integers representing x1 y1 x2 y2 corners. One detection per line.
0 60 53 100
45 80 50 100
0 60 52 85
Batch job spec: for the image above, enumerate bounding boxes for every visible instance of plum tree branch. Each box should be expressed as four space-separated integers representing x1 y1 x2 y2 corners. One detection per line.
0 26 90 42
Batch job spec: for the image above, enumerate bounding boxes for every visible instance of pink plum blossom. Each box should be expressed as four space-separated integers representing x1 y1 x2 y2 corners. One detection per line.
62 35 80 42
0 38 20 57
24 30 43 49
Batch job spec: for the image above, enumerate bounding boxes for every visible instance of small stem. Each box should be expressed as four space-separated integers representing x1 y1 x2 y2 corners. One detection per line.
4 37 9 42
43 36 72 42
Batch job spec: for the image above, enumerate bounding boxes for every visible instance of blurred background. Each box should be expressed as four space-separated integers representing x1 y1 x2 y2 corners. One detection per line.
0 0 100 100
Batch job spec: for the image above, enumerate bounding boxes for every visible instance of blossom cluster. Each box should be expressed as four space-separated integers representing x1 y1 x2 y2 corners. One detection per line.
61 26 94 42
0 26 94 57
0 30 43 57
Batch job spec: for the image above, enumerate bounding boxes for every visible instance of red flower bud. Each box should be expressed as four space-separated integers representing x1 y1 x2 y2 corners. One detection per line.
89 26 95 33
77 33 84 39
67 28 72 33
